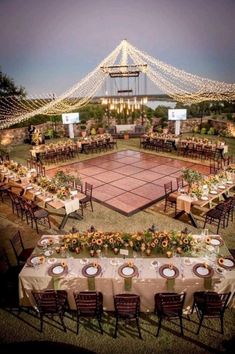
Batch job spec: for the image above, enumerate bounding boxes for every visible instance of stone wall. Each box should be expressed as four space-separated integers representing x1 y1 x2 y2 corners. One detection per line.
0 122 85 145
168 117 210 133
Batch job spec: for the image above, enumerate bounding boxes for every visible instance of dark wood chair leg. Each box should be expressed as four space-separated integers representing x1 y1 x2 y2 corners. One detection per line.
197 315 204 335
220 315 224 334
77 314 80 334
180 316 184 336
156 316 162 337
114 317 118 338
97 316 103 334
136 317 142 339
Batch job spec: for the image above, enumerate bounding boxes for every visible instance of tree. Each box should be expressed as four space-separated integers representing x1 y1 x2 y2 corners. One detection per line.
0 67 26 97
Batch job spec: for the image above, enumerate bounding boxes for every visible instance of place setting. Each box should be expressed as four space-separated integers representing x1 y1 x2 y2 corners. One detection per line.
159 263 179 290
26 254 45 268
37 236 54 247
118 261 138 290
159 264 179 279
82 262 102 290
192 262 214 289
217 257 235 270
82 262 102 278
206 235 224 247
48 261 68 277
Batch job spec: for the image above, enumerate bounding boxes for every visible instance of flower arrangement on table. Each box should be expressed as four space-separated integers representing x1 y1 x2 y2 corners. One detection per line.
17 165 28 177
56 186 71 200
8 160 19 172
63 229 197 256
46 182 57 194
37 176 51 189
52 170 81 189
189 184 203 199
181 168 203 191
61 232 84 253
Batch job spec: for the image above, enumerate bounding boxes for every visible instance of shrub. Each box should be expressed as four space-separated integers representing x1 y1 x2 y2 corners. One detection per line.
90 128 96 135
207 127 215 135
201 127 207 134
193 127 199 134
156 127 163 133
227 113 233 121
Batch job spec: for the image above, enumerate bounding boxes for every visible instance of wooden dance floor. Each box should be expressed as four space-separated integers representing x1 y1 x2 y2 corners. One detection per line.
46 150 210 216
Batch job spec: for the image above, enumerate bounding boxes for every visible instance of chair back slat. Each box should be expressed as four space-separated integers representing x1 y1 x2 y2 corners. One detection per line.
73 291 103 315
114 294 140 317
32 290 67 314
155 293 185 316
10 231 24 257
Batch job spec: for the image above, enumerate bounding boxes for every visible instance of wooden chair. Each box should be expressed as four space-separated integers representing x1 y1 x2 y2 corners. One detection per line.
23 200 51 234
73 291 103 334
8 190 22 217
0 247 21 307
113 294 142 339
10 230 34 266
164 182 177 215
154 292 186 337
32 289 68 332
80 182 93 216
203 199 232 234
191 291 231 334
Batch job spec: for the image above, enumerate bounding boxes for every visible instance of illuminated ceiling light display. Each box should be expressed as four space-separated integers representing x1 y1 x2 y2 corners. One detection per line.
0 39 234 129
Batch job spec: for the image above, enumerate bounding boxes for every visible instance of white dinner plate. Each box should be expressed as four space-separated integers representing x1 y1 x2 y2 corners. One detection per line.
31 256 41 265
52 265 64 275
201 196 209 201
122 266 134 276
86 266 98 276
196 266 210 276
223 259 234 267
162 268 175 277
210 238 221 246
45 197 53 202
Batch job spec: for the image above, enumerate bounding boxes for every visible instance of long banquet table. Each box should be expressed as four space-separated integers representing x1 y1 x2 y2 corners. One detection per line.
19 234 235 312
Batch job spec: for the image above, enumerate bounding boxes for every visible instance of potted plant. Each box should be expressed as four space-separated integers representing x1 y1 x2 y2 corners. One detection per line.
80 125 87 137
124 130 129 140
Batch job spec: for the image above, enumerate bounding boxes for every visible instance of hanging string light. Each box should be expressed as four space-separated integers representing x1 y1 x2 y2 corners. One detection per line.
0 39 234 129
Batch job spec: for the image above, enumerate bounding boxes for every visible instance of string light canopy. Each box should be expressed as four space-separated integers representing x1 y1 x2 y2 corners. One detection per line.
0 39 234 129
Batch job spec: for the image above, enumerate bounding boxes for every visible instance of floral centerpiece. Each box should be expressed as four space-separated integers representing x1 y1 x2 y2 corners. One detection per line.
57 186 70 200
37 176 50 189
52 170 82 189
17 165 28 177
181 168 203 191
8 160 19 172
61 233 83 253
190 184 203 199
65 229 197 256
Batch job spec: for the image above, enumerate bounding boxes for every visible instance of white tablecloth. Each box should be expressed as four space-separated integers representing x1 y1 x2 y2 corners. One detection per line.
19 242 235 312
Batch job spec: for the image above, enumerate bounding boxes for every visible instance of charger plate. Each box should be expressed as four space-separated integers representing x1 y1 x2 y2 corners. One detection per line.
118 264 138 278
193 263 214 278
82 263 102 277
159 264 179 279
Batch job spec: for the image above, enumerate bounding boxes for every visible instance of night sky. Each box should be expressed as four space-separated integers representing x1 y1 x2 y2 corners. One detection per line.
0 0 234 96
